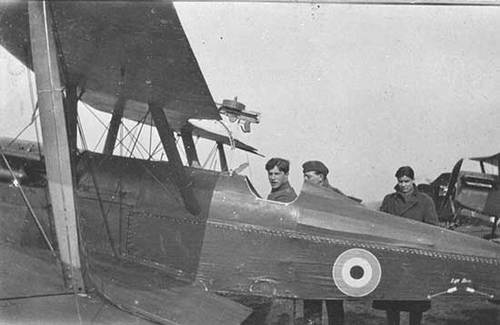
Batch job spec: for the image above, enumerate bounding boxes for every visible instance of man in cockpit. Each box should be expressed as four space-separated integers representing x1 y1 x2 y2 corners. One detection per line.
302 160 345 325
302 160 344 195
265 158 297 203
303 160 362 204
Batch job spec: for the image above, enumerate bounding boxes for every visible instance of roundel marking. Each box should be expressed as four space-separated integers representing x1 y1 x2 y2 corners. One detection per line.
332 248 381 297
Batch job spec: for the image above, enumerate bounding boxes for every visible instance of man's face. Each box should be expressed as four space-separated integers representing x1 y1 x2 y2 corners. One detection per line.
397 176 414 193
268 166 288 189
303 171 323 186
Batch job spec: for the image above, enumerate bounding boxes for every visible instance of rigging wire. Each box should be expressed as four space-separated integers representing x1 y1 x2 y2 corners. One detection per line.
148 120 153 159
128 112 149 159
114 119 151 156
0 150 55 254
217 120 235 150
210 151 218 171
6 107 40 148
77 115 88 151
92 127 108 152
119 124 123 156
113 122 141 152
147 141 162 160
202 144 218 169
25 66 43 160
81 101 149 156
216 120 236 173
81 102 108 129
114 137 135 157
83 159 119 258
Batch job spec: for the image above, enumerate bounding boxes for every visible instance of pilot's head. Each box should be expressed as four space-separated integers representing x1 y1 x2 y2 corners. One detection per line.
395 166 415 193
302 160 329 186
265 158 290 190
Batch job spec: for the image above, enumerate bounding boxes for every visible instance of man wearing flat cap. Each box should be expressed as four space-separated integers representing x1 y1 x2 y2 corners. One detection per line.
302 160 344 195
302 160 346 325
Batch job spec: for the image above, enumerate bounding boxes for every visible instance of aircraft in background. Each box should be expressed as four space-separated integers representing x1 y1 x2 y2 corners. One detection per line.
420 153 500 242
1 1 500 325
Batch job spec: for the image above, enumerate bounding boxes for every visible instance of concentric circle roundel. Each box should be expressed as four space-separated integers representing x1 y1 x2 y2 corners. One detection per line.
332 248 381 297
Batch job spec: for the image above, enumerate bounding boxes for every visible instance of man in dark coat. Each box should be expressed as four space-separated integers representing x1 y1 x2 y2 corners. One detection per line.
266 157 297 203
380 166 438 224
373 166 438 325
302 160 345 325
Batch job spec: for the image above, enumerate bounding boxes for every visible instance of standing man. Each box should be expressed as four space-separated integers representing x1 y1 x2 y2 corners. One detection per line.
266 157 297 203
373 165 438 325
380 166 438 224
302 160 345 325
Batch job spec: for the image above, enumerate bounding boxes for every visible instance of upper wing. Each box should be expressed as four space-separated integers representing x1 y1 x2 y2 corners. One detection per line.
470 153 500 166
0 1 219 131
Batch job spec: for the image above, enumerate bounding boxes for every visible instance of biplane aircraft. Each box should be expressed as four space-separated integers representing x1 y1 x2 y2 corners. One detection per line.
1 1 500 325
429 153 500 242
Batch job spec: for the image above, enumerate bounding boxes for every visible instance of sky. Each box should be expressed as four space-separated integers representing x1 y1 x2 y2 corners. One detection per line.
1 3 500 203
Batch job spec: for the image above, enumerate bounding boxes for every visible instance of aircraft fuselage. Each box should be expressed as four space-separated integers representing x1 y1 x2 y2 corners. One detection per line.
2 147 499 304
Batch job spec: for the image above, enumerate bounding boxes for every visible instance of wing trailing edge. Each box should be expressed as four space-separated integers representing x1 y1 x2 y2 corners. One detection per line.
86 254 252 325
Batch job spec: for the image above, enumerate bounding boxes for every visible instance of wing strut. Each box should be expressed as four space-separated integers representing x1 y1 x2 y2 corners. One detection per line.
103 98 125 155
64 84 78 171
28 1 84 292
149 103 200 215
181 124 201 167
217 142 228 172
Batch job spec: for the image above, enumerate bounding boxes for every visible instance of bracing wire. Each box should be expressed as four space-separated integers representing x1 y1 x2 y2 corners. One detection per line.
82 102 108 129
77 115 88 151
147 141 162 160
81 101 152 157
128 112 148 159
25 66 42 159
92 127 108 152
84 159 118 258
119 124 123 156
6 107 40 148
148 120 153 159
216 120 236 172
113 122 141 151
114 117 151 156
0 150 55 254
210 152 218 171
202 144 218 169
217 120 235 150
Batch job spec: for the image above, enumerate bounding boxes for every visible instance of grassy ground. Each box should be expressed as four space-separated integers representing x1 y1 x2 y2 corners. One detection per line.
238 295 500 325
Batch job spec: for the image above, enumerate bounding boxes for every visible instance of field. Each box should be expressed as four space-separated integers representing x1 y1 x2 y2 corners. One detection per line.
239 295 500 324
